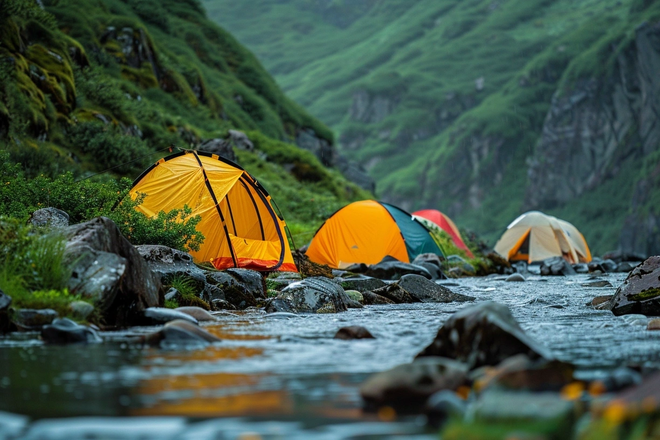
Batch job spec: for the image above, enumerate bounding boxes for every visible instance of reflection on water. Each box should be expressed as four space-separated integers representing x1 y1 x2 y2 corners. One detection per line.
2 273 660 437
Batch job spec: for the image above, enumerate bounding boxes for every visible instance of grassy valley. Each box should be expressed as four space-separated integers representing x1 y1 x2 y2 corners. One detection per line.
204 0 660 255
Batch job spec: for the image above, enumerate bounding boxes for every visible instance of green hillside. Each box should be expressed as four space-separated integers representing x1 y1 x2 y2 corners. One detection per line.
204 0 660 255
0 0 368 245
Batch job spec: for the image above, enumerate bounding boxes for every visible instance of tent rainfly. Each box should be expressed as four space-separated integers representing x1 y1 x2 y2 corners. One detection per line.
412 209 474 257
494 211 592 264
305 200 443 269
131 150 297 272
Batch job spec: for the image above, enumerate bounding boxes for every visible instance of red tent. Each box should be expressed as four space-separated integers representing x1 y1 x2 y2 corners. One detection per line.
413 209 474 257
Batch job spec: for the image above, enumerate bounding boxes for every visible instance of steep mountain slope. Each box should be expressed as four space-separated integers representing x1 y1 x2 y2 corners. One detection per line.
0 0 368 242
204 0 660 255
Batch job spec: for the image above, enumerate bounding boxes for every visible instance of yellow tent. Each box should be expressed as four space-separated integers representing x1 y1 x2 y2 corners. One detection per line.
494 211 592 264
131 150 297 272
305 200 443 269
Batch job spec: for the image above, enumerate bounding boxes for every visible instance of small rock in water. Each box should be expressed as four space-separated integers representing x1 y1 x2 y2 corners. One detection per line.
396 274 474 302
611 256 660 316
264 298 297 314
621 314 648 326
334 326 375 340
370 284 418 304
69 301 94 320
211 299 237 311
143 319 221 347
175 306 218 322
143 307 198 325
587 295 613 307
344 290 364 303
581 280 613 288
505 273 525 282
41 318 102 344
361 291 395 305
13 309 58 330
275 277 350 313
265 312 298 319
647 319 660 330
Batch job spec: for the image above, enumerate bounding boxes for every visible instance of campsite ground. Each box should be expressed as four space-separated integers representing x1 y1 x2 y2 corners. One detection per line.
0 271 652 438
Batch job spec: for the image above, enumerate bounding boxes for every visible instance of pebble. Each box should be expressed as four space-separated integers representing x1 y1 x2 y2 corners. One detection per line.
647 319 660 331
505 273 525 282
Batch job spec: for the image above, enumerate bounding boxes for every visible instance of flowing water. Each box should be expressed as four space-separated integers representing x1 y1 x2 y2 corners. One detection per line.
1 272 659 439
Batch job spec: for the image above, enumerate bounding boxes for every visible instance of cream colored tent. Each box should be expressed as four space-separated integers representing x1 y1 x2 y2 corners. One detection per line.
494 211 592 264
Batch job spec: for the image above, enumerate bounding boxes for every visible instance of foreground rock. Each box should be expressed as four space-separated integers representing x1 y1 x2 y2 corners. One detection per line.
41 318 102 344
417 301 553 368
360 357 469 411
66 217 160 326
268 277 350 313
610 256 660 316
334 326 375 340
142 320 221 347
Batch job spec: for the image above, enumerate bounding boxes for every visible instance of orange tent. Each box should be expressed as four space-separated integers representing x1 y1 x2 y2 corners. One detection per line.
413 209 474 257
131 150 297 272
306 200 443 269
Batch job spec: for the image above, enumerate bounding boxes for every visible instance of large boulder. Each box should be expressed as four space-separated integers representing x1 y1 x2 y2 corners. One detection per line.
205 270 262 309
65 217 161 326
136 245 206 292
224 268 265 299
27 207 69 229
610 256 660 316
335 275 387 293
540 256 576 276
360 357 469 411
416 301 553 369
396 274 474 303
272 277 350 313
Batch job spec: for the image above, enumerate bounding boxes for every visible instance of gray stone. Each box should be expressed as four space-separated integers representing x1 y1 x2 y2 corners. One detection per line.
164 287 180 301
361 291 395 305
581 280 613 288
345 290 364 303
334 326 375 340
65 218 160 326
41 318 102 344
611 256 660 316
275 277 349 313
69 301 94 320
360 357 469 411
370 284 418 304
587 295 613 307
336 275 387 293
573 263 589 274
264 298 297 314
175 306 217 322
224 268 265 299
202 284 225 303
27 207 69 228
616 261 639 272
211 299 237 311
197 138 236 161
13 309 58 330
417 301 553 368
396 274 474 302
540 256 576 276
360 259 433 280
143 319 221 347
136 245 206 292
143 307 198 325
505 273 525 282
412 253 444 268
0 290 11 311
601 259 618 272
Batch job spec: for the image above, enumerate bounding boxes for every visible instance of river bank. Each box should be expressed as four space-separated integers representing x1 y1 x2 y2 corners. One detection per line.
3 271 657 438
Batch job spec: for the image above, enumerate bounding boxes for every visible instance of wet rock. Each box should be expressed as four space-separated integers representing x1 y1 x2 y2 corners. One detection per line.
164 287 180 301
360 357 469 411
572 263 589 274
69 301 94 320
275 277 349 313
0 410 28 438
412 253 444 269
425 390 467 428
334 326 375 340
222 284 258 310
143 319 220 347
264 312 298 319
143 307 198 325
472 354 575 392
505 273 525 282
603 250 648 264
211 299 237 311
0 290 11 311
540 256 576 276
581 280 613 288
351 258 432 280
336 275 387 292
345 290 364 303
621 314 648 326
647 318 660 330
396 274 474 302
201 283 225 304
587 295 613 307
611 256 660 316
224 268 265 299
588 261 606 273
361 291 395 305
28 207 69 228
616 261 639 272
41 318 102 344
175 306 218 322
601 259 618 272
136 244 206 292
264 298 297 314
370 284 418 304
13 309 58 330
66 218 160 326
417 301 553 369
266 272 301 290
